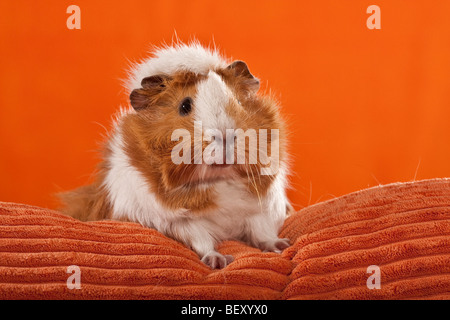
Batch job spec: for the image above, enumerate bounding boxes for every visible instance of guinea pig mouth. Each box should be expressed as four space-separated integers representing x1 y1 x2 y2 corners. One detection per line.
210 163 231 168
187 163 235 185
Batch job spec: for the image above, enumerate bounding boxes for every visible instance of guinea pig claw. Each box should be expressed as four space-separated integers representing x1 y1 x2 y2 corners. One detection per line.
201 252 234 269
259 238 291 253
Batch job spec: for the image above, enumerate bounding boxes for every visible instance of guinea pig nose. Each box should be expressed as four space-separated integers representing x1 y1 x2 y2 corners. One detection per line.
224 132 237 164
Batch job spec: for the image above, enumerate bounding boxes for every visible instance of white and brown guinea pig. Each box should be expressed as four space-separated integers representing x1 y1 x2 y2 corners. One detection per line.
59 42 292 269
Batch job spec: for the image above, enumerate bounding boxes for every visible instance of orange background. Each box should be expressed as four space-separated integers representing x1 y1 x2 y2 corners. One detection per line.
0 1 449 210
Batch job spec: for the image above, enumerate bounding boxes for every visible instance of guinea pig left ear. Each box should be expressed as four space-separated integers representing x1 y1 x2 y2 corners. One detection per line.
227 60 260 93
141 74 168 88
130 74 169 111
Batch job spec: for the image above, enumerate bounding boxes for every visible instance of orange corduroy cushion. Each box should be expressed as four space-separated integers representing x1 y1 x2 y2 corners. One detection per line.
0 178 449 299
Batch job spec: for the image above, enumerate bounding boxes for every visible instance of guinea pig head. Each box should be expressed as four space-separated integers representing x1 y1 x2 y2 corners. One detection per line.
121 61 286 211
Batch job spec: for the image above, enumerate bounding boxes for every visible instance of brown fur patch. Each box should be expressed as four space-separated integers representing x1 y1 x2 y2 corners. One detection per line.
58 180 111 221
57 142 113 221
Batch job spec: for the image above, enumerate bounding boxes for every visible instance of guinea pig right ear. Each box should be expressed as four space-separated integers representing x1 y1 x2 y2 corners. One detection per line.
227 60 260 93
130 74 170 111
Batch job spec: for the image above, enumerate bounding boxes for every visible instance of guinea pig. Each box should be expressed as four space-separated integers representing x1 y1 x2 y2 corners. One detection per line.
59 42 292 269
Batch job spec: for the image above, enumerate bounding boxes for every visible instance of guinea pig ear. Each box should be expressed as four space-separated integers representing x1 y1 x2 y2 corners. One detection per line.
129 89 149 111
141 74 168 88
227 60 260 93
130 74 169 111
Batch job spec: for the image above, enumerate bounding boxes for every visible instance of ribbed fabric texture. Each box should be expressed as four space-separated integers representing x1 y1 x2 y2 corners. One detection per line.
0 178 449 299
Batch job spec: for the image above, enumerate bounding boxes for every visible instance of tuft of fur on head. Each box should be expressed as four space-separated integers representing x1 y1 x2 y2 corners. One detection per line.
124 41 228 94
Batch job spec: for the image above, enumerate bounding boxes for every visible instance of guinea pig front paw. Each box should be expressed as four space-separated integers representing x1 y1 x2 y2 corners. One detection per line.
201 251 234 269
258 238 290 253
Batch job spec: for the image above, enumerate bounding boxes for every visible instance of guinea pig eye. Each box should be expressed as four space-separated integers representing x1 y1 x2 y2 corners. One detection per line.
179 97 192 116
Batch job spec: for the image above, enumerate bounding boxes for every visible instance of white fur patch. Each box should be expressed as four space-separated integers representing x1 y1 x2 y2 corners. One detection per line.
194 71 235 131
194 71 236 164
126 42 228 92
242 164 289 245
